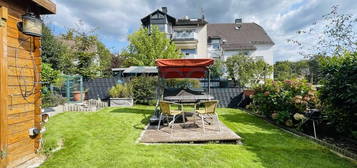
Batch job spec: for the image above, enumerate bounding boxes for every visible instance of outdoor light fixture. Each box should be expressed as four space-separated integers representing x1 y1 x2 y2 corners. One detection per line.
18 12 43 37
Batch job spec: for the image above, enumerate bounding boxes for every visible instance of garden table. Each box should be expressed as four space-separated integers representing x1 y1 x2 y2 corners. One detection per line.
163 95 214 103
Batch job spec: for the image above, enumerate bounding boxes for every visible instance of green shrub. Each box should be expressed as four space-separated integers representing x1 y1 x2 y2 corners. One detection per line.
108 84 133 98
164 78 201 88
319 52 357 135
42 92 67 108
129 76 157 104
251 79 319 126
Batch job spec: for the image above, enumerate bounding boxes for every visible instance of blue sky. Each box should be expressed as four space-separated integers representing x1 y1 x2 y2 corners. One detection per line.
45 0 356 62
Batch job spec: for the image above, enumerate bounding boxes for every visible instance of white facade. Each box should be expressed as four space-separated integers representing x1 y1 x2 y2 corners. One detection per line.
172 25 208 59
209 44 274 65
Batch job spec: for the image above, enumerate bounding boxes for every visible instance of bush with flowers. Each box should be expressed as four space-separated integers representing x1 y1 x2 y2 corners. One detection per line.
250 79 319 127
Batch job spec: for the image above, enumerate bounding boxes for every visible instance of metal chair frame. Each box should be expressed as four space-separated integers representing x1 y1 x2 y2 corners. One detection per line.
157 101 185 135
194 100 221 133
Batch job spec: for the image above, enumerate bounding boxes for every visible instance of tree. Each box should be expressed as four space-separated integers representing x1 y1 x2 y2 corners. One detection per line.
226 54 272 87
319 51 357 135
96 41 113 77
274 61 294 80
61 28 113 79
122 26 182 66
41 25 75 74
251 59 273 84
288 5 357 58
209 59 224 79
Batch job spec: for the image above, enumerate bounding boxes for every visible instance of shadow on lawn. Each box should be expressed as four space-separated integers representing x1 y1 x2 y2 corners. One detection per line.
110 107 153 130
220 110 355 168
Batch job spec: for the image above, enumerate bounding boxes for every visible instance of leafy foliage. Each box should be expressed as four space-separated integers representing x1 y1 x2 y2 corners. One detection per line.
41 25 75 74
41 63 64 88
42 92 67 108
209 59 224 79
108 84 133 98
226 54 272 87
41 24 113 79
250 79 319 126
122 26 182 66
288 5 357 57
274 56 324 84
319 51 357 135
164 79 201 88
128 76 157 104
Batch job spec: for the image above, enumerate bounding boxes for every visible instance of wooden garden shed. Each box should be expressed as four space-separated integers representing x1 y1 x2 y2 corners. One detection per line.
0 0 55 167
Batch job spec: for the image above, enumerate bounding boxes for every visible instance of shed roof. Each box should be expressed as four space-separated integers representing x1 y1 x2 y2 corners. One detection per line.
31 0 56 14
207 23 274 50
123 66 158 74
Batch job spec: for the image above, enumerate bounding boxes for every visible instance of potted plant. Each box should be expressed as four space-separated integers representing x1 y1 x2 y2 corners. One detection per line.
109 84 133 107
72 89 88 102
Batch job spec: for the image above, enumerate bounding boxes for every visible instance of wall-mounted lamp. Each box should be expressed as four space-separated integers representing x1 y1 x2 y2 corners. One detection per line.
17 12 43 37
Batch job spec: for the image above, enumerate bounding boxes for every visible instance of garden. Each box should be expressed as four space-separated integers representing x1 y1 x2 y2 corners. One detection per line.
40 106 355 168
37 5 357 167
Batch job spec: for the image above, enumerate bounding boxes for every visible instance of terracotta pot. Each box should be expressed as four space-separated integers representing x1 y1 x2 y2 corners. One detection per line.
243 89 255 96
72 91 85 101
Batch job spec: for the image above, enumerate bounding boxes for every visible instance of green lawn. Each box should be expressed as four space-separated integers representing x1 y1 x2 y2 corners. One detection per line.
40 106 356 168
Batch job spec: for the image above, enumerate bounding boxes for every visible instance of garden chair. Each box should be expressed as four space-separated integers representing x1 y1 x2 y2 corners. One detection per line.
195 100 221 133
157 101 185 135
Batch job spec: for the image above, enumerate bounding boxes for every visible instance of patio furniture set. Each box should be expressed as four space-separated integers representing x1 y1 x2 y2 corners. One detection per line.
157 100 221 135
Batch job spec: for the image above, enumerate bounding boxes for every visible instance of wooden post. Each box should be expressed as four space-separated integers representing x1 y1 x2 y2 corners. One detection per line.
0 6 8 168
33 36 42 152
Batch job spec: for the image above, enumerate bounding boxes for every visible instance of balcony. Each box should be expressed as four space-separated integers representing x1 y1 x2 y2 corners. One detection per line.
172 30 197 41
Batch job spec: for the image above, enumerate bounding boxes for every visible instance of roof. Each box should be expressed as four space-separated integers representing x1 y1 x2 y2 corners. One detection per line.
31 0 56 14
141 9 176 25
176 18 207 26
156 59 214 78
123 66 158 74
207 23 274 50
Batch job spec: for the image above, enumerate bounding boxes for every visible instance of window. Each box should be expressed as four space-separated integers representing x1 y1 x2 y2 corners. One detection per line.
181 49 197 56
173 29 195 39
211 39 220 49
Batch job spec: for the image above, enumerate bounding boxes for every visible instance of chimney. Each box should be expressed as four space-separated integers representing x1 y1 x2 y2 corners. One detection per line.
235 18 242 24
162 7 167 13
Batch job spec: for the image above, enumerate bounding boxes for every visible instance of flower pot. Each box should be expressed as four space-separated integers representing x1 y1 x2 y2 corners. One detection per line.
243 89 255 96
110 98 134 107
72 91 85 101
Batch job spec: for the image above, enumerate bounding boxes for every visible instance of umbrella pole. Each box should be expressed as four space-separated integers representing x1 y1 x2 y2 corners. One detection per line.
208 69 211 98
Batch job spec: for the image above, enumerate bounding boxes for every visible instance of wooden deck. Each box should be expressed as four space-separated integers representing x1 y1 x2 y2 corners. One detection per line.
139 114 241 144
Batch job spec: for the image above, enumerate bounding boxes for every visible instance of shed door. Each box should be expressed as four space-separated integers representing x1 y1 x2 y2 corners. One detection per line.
0 6 8 168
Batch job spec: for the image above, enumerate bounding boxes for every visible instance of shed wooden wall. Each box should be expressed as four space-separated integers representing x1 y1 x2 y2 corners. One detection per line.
0 1 42 168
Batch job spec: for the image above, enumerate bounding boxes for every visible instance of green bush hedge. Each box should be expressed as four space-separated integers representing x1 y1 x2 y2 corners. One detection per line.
108 84 133 98
319 52 357 135
129 76 157 104
250 79 319 126
164 78 201 88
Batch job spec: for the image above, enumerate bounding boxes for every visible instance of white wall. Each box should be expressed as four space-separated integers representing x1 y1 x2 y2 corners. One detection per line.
250 44 274 65
173 25 208 58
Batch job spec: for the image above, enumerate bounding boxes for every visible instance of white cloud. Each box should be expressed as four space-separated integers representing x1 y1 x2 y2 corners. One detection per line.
45 0 357 61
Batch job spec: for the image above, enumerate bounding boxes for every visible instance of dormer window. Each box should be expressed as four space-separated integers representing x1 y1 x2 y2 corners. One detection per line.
211 39 221 49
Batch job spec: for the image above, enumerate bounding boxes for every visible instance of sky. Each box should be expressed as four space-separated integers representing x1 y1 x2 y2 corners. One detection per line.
44 0 357 62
